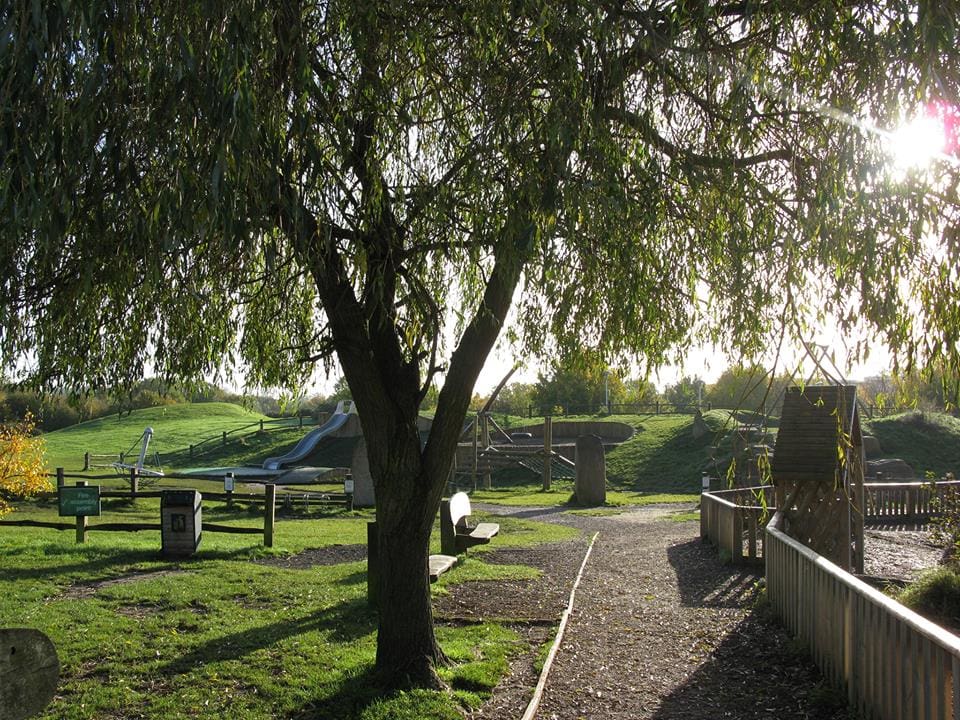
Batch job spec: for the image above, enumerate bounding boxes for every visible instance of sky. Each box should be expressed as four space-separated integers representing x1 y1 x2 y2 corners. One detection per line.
470 336 893 396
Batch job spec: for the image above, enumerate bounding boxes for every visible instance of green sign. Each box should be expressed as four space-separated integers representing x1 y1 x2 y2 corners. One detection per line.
58 486 101 517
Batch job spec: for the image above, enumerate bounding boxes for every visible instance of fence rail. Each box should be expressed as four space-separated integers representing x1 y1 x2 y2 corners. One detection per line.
865 480 960 522
702 479 960 565
766 513 960 719
700 487 773 565
0 469 353 548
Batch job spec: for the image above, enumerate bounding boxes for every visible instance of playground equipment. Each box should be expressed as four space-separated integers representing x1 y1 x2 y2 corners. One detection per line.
262 400 357 470
770 384 865 573
111 427 164 478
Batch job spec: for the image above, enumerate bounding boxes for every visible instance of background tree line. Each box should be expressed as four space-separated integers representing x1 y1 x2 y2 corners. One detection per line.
451 364 960 418
8 363 958 433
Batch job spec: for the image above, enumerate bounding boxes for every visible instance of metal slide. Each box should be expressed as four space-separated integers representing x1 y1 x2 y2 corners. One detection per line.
262 401 356 470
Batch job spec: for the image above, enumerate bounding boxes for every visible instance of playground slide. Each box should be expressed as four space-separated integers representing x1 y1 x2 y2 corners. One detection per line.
262 401 356 471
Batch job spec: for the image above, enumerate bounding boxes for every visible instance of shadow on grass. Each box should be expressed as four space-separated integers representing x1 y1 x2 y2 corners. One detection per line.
157 597 375 678
479 504 572 520
285 664 464 720
0 545 256 582
334 570 367 587
666 538 760 609
285 664 383 720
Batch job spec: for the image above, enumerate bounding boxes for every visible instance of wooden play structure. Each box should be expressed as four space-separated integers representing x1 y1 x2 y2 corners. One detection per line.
770 384 865 573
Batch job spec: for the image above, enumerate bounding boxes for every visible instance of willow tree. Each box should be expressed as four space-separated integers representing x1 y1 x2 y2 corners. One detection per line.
2 0 958 687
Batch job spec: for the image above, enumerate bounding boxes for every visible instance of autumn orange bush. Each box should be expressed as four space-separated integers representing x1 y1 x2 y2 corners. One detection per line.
0 413 49 516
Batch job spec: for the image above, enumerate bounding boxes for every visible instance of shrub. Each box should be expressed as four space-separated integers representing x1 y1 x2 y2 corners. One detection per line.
897 567 960 632
0 414 49 516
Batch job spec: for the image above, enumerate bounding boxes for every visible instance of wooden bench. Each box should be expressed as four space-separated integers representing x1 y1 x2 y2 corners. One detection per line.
440 492 500 556
366 522 458 607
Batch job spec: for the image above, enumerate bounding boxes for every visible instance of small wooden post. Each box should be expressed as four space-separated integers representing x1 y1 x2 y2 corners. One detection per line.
189 444 194 458
481 413 491 490
264 483 276 548
298 414 303 429
259 419 264 432
56 467 65 488
542 415 553 491
471 413 479 488
225 472 234 508
129 467 138 497
82 452 89 472
367 521 379 607
75 481 87 544
222 431 227 447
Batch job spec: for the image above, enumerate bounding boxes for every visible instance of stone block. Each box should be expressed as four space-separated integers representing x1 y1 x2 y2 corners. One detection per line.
351 438 376 508
575 434 607 506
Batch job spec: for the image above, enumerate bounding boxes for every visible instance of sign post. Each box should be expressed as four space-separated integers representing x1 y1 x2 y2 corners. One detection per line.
224 472 235 508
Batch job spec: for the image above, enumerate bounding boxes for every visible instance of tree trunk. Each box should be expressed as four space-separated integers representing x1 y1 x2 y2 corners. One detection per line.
366 416 450 688
373 488 447 688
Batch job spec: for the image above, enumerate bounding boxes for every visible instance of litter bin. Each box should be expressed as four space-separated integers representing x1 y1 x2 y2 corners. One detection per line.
161 490 202 557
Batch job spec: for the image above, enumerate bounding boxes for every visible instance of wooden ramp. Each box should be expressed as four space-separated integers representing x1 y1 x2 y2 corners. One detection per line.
770 385 865 572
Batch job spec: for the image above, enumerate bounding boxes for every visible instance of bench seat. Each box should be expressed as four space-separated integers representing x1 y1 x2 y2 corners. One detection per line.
455 521 499 552
429 553 459 581
441 492 500 555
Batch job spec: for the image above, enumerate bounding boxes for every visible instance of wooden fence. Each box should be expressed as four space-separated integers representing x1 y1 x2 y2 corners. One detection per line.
702 479 960 564
865 480 960 523
0 469 353 548
700 486 772 565
767 511 960 719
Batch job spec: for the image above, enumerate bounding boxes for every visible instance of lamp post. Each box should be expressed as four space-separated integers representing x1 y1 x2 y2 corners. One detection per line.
604 371 610 414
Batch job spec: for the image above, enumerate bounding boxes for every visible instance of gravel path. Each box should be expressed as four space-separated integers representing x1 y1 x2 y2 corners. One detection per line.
258 503 938 718
459 505 855 719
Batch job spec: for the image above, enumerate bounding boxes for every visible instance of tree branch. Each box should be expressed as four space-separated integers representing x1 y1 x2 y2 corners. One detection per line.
604 105 793 169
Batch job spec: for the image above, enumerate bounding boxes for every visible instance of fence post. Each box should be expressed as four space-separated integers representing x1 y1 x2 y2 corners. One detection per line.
129 467 138 497
189 444 193 458
222 431 227 447
56 467 65 489
481 413 491 490
542 416 553 491
82 453 89 472
260 419 264 432
75 480 87 544
656 401 660 415
264 484 276 548
471 413 479 489
299 415 303 429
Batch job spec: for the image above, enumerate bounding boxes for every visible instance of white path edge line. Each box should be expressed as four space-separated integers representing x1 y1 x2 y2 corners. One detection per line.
520 530 600 720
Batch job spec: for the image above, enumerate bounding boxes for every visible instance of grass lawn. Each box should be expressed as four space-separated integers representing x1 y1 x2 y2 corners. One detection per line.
864 411 960 478
1 498 576 719
471 478 698 509
41 403 287 473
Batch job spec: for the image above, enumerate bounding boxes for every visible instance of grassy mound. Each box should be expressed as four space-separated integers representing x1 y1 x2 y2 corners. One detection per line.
864 411 960 477
43 403 280 472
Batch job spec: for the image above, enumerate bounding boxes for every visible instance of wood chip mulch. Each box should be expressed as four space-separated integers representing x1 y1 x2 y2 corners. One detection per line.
459 505 859 720
254 505 941 719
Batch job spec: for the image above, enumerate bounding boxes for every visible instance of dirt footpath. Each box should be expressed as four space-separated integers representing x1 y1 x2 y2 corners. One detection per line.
457 506 853 720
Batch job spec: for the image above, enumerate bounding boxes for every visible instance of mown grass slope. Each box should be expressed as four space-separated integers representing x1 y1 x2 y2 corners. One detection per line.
605 411 733 493
864 411 960 477
41 403 306 472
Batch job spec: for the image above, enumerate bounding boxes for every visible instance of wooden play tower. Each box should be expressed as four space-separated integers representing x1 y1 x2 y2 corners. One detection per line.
771 385 865 573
